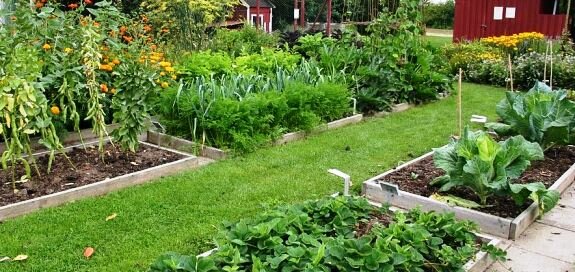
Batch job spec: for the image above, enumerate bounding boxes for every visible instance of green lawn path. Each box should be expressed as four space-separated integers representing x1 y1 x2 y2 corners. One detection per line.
0 83 505 272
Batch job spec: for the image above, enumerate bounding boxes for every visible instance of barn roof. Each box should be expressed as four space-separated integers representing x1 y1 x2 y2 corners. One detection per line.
243 0 275 8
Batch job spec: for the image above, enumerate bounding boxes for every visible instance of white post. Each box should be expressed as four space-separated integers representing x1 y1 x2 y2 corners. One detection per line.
328 169 352 196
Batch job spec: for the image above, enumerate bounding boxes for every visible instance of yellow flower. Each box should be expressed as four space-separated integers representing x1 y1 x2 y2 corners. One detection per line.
64 47 73 54
164 66 175 72
42 44 51 50
161 82 169 88
171 75 177 80
160 72 166 76
159 61 171 67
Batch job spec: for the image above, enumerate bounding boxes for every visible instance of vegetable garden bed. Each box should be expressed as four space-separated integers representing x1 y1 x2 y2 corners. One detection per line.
363 146 575 239
149 113 364 160
0 136 199 221
149 196 506 272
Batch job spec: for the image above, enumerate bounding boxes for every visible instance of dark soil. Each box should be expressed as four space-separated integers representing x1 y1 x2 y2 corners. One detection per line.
0 143 185 206
355 212 394 237
376 146 575 218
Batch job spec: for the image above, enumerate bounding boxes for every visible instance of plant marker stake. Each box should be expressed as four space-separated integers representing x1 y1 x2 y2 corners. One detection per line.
458 68 463 137
508 54 514 92
544 41 550 83
328 169 351 196
550 41 554 90
350 98 357 115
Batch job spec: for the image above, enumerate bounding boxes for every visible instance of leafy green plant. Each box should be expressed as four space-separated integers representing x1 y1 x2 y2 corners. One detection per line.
486 82 575 149
149 196 506 272
432 127 560 214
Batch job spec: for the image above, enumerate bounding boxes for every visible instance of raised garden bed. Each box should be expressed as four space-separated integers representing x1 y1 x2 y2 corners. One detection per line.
149 113 364 160
0 135 199 221
150 196 505 272
363 146 575 239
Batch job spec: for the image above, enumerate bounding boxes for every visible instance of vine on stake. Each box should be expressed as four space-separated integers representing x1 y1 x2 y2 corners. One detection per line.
80 16 112 157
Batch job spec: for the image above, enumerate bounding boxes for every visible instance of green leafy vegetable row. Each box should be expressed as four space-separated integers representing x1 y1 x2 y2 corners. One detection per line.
149 196 506 272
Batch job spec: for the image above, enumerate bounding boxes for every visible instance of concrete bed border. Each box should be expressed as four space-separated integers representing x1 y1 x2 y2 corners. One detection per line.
362 150 575 239
0 136 200 221
147 113 364 160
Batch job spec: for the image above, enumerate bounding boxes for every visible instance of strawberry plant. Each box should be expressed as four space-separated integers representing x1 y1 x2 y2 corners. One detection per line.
432 127 560 214
149 196 506 272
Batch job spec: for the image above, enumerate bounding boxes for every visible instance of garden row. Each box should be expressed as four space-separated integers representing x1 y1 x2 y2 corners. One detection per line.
145 82 575 272
0 0 450 203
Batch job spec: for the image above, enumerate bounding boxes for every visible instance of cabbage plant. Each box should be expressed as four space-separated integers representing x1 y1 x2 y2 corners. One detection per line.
486 82 575 149
432 127 559 215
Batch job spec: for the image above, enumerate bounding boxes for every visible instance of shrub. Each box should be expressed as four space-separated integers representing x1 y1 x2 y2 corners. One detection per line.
210 26 280 57
423 0 455 29
515 52 575 91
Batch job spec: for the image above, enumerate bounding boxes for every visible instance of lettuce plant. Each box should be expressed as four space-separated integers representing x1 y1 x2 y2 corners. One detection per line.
432 127 559 214
486 82 575 149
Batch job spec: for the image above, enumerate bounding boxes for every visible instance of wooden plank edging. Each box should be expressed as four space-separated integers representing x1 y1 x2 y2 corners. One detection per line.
0 140 200 221
147 114 364 159
362 151 575 239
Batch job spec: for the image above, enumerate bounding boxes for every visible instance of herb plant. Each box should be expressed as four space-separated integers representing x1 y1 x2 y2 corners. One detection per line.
149 196 506 272
486 82 575 149
432 127 560 214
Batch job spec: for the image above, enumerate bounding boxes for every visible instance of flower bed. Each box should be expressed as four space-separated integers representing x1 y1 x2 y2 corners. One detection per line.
149 196 506 271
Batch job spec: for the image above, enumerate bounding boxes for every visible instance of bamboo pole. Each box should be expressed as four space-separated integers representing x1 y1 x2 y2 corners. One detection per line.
550 41 554 90
566 0 572 31
544 41 550 83
508 54 514 92
458 68 463 137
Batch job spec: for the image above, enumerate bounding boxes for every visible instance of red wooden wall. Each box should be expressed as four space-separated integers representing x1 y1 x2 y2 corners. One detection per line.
454 0 566 41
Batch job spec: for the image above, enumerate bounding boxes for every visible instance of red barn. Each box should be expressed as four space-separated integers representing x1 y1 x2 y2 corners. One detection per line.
454 0 568 41
227 0 275 33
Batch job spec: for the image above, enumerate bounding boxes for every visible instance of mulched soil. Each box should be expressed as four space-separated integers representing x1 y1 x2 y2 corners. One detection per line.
376 146 575 218
355 212 394 237
0 143 185 206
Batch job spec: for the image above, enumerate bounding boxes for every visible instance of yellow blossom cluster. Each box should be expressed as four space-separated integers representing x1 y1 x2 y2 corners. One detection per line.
140 51 177 88
480 32 545 49
99 56 121 72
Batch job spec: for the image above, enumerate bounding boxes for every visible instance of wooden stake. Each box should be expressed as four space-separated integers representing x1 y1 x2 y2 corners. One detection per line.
508 54 514 92
458 69 463 137
544 41 550 83
550 41 554 90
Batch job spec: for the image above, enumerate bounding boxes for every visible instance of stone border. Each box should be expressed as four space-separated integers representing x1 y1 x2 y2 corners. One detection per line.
362 151 575 239
0 137 199 221
148 114 364 160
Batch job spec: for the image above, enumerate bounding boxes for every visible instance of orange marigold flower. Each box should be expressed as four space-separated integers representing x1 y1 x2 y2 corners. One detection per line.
100 84 108 93
50 106 61 115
